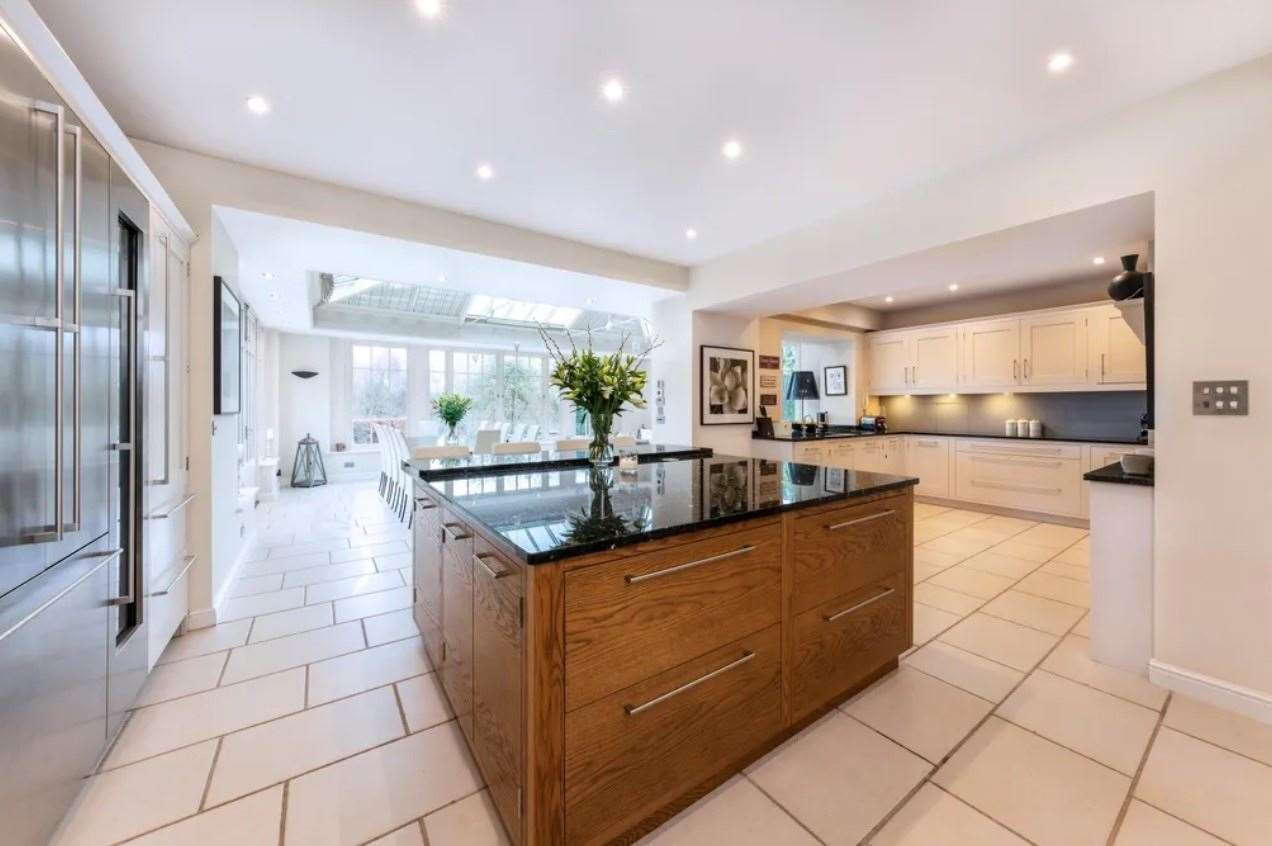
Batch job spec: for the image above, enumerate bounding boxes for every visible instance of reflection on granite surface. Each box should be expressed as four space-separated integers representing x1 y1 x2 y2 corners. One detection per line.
406 443 710 481
425 455 916 563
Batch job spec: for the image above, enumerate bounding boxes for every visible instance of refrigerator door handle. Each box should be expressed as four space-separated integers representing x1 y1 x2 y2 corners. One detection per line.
66 124 83 532
33 100 66 543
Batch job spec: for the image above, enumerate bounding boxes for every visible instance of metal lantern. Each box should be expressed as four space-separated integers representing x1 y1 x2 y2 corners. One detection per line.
291 433 328 488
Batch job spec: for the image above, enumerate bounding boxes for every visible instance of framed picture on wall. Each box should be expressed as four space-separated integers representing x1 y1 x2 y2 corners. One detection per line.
824 365 848 397
213 275 242 415
700 345 754 425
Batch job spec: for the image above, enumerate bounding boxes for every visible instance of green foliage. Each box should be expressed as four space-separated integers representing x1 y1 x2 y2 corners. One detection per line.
431 393 473 428
538 327 657 423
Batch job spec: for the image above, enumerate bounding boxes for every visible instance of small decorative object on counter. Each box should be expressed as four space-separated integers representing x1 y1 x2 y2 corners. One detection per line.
540 324 659 466
1108 254 1147 300
290 434 328 488
1005 419 1018 437
1029 419 1043 438
1016 418 1029 437
333 441 347 452
431 392 473 443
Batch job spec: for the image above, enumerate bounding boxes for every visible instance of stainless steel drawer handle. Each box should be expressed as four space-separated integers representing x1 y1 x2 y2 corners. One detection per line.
146 492 197 520
624 651 756 716
625 544 755 584
442 523 470 541
827 510 895 531
970 480 1063 495
473 553 508 579
824 587 896 623
970 456 1064 469
153 554 197 596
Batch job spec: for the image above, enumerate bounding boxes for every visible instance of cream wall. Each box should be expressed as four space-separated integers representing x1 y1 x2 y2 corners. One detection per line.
685 55 1272 718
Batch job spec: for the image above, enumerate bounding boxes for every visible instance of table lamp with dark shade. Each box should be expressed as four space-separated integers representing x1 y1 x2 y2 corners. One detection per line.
785 370 820 426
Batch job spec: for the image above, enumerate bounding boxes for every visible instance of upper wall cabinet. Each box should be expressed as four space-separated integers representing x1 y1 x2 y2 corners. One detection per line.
1020 310 1088 386
959 318 1019 390
868 326 959 394
868 301 1146 395
1088 303 1147 385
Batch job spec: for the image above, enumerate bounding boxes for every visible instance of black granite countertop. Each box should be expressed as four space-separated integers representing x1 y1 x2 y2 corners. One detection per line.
405 443 711 481
422 455 918 564
753 429 1145 446
1084 462 1155 487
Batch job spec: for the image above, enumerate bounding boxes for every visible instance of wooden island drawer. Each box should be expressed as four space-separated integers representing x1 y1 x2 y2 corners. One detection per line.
563 522 781 710
564 625 782 845
790 493 911 614
789 572 910 723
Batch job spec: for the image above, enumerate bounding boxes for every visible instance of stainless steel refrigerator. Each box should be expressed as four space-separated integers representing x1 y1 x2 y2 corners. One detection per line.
0 26 150 844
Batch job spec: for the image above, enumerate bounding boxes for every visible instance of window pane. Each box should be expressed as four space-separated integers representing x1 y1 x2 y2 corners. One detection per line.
371 346 388 369
390 347 406 370
429 349 445 371
352 345 370 368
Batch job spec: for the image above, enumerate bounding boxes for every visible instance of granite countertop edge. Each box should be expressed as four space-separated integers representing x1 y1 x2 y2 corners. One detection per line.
1083 462 1155 487
406 444 712 481
753 430 1146 446
422 468 919 565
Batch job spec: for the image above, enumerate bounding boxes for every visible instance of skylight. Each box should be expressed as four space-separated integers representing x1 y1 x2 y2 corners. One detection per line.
327 276 384 303
465 294 582 328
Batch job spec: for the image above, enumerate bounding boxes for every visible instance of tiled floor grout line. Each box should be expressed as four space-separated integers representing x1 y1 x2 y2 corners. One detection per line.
391 680 411 735
1105 691 1172 845
1132 796 1239 845
416 816 430 845
98 669 436 776
740 772 829 845
197 736 224 812
1160 724 1272 770
278 780 289 846
927 780 1043 846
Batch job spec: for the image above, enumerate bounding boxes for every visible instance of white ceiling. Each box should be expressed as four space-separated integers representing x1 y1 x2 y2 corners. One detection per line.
31 0 1272 265
215 206 678 333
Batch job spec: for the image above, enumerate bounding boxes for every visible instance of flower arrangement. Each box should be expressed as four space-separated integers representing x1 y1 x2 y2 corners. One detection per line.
539 326 659 465
431 392 473 442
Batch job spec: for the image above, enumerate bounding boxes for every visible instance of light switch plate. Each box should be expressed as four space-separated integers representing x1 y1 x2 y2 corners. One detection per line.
1193 380 1249 415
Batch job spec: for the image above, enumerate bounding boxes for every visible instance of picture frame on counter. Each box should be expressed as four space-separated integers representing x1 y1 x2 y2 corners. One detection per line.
824 365 848 396
700 344 754 425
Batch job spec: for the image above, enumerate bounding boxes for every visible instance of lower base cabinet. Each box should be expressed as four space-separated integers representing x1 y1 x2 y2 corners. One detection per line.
412 482 913 845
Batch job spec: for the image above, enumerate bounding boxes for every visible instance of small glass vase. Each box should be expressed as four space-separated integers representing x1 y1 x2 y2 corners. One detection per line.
445 423 462 445
588 410 614 467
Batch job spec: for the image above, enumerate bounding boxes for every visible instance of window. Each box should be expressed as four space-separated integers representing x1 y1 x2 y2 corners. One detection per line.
352 343 407 444
451 351 498 422
780 341 799 422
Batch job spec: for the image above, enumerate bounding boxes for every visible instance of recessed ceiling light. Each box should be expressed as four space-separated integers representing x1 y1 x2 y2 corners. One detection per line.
721 139 743 161
245 95 271 115
1092 256 1106 265
1047 51 1074 74
415 0 443 19
261 271 274 280
885 296 894 303
475 163 495 181
437 274 447 284
601 78 625 103
268 292 279 302
948 283 960 292
685 228 698 240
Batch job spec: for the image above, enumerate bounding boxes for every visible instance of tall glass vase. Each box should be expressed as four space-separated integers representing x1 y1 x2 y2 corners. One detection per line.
588 409 614 467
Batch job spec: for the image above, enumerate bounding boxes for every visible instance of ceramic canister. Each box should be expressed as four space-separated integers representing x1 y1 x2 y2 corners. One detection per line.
1005 419 1018 437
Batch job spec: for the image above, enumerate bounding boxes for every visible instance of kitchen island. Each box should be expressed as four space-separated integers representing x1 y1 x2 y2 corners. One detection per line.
409 455 917 844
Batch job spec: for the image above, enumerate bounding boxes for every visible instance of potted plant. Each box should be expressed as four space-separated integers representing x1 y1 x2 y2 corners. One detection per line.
431 392 473 443
540 327 658 466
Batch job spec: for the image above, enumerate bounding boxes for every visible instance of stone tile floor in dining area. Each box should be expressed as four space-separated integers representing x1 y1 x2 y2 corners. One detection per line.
53 483 1272 845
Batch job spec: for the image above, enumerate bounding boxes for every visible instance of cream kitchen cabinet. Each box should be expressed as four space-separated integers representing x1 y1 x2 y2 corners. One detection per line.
869 327 958 394
904 436 951 498
1020 310 1088 387
1087 303 1147 385
953 439 1084 518
958 318 1021 390
828 440 856 469
792 442 832 466
868 333 912 395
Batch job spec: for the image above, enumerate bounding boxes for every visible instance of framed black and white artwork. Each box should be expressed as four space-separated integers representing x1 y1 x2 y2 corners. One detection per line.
213 276 242 415
700 345 754 425
824 365 848 396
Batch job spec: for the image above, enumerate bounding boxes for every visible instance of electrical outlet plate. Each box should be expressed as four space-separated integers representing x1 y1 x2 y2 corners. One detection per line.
1193 380 1248 415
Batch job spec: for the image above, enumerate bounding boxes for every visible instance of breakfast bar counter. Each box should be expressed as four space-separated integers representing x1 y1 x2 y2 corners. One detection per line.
409 455 917 844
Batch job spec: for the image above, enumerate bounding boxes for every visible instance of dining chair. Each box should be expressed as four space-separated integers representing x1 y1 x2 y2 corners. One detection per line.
412 445 472 459
474 428 502 454
554 437 590 451
492 441 541 456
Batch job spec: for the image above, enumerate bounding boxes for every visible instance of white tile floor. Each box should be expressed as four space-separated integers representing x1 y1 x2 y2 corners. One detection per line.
52 483 1272 845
